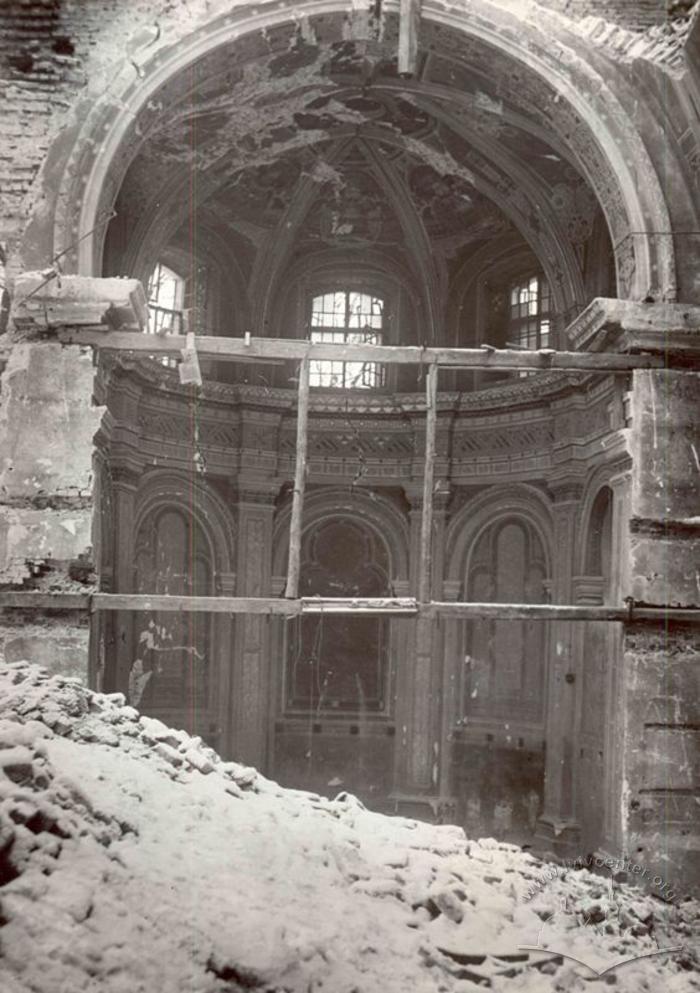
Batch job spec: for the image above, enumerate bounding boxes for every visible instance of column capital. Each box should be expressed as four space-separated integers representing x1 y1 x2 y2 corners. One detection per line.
110 463 142 491
403 481 451 510
217 571 237 595
572 575 605 605
442 579 462 601
549 481 584 504
231 481 279 506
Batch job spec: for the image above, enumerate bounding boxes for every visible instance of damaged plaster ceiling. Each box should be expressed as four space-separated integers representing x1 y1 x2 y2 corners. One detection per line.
109 12 605 287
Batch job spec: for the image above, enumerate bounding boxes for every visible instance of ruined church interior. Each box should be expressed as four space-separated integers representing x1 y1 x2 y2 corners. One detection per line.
1 0 700 986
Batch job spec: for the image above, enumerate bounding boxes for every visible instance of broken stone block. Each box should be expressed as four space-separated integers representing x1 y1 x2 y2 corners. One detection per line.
11 273 147 331
184 749 214 775
154 742 183 767
429 886 465 923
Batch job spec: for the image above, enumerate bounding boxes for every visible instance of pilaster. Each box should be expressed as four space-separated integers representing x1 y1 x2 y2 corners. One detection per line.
391 484 450 819
230 481 278 770
535 481 583 856
103 464 140 693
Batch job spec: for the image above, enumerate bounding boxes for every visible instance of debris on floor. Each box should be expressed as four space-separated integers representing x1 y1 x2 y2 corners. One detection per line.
0 661 697 993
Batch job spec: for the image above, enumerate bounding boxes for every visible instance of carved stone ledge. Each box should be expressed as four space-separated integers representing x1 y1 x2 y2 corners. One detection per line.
567 297 700 354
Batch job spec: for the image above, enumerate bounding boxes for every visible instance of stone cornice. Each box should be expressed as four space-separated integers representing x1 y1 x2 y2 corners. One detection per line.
106 353 580 416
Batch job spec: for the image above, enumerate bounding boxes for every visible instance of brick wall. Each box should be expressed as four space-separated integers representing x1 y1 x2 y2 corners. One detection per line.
0 0 175 256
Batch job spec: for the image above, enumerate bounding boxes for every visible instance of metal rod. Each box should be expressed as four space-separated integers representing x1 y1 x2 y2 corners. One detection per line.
54 329 689 372
418 362 438 603
284 356 310 599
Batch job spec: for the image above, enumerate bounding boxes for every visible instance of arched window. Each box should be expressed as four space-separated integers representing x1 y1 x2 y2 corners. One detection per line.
147 262 186 335
309 290 385 388
286 518 390 712
463 518 548 723
144 262 187 370
507 274 551 350
132 508 212 727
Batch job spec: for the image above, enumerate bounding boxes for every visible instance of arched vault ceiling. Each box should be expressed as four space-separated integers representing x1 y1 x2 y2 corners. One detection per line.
111 13 610 317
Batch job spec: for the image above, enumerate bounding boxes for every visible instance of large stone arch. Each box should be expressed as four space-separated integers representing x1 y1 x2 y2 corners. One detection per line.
20 0 676 304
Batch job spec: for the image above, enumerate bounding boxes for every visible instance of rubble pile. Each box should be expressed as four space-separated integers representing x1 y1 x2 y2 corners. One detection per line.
0 661 697 993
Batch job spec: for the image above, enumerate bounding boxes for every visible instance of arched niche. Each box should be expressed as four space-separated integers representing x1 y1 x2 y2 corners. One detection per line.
463 516 549 724
573 477 623 854
133 505 213 718
584 485 614 595
445 485 553 729
285 516 392 714
120 472 235 743
273 488 409 714
24 1 676 305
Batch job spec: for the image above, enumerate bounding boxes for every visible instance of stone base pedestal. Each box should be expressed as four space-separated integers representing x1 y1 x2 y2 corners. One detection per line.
533 816 582 862
390 792 441 823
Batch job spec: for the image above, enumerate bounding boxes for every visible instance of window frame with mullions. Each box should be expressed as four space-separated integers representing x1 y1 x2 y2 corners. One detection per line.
507 273 552 352
308 289 387 390
145 262 187 370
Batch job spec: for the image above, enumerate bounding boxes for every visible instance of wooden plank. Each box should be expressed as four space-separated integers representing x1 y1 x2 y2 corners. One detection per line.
284 356 310 599
55 329 680 372
418 362 438 603
91 593 301 615
398 0 422 75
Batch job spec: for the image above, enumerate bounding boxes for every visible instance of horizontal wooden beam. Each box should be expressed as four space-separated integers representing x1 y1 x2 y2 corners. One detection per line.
425 602 700 622
53 329 684 372
91 593 301 615
1 591 699 623
0 592 91 610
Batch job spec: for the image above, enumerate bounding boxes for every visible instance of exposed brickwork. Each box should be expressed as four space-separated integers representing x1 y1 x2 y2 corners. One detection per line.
0 0 165 253
550 0 695 26
1 0 92 247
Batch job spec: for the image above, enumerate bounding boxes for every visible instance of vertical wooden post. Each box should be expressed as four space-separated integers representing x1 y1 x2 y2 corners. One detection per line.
398 0 422 76
285 356 310 599
418 361 437 603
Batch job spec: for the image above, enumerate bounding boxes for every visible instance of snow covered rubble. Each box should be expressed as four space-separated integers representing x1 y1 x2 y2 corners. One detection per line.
0 662 697 993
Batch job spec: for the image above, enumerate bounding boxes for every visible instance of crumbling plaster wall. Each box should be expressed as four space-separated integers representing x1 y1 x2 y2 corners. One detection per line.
0 273 144 679
617 366 700 893
0 341 99 675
